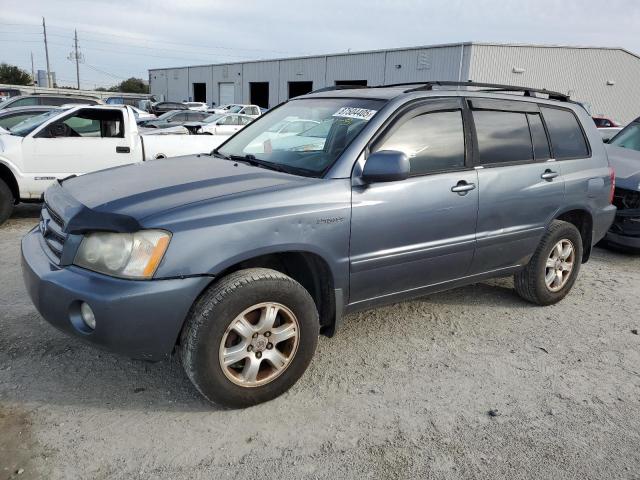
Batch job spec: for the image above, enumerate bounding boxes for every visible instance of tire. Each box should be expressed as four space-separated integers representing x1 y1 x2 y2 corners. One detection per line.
0 178 15 226
180 268 319 408
514 220 583 306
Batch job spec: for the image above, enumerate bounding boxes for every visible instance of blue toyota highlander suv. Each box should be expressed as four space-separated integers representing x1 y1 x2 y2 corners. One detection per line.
22 82 616 407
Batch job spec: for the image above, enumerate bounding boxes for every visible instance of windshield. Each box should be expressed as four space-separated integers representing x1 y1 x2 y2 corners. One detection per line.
156 111 177 121
227 106 242 113
610 122 640 152
9 110 62 137
217 98 384 176
204 114 223 123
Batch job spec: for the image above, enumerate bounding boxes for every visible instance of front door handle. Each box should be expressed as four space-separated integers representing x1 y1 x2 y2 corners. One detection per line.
451 181 476 195
541 169 559 181
116 146 130 154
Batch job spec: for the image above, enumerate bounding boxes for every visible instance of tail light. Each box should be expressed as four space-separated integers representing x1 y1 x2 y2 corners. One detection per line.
609 167 616 204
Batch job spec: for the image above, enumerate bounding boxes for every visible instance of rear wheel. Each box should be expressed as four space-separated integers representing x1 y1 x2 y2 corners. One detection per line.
180 268 319 408
0 179 15 225
514 220 583 305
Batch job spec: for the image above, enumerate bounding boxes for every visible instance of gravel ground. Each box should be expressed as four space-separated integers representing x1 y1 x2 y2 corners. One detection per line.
1 205 639 480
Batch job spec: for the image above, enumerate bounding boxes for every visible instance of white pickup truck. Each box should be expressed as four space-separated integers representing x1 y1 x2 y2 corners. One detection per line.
0 105 227 224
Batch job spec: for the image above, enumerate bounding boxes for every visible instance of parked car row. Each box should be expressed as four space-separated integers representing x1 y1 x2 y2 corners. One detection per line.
0 104 228 223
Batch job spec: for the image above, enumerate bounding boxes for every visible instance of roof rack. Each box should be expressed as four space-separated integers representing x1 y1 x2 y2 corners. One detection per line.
309 85 368 94
401 81 570 101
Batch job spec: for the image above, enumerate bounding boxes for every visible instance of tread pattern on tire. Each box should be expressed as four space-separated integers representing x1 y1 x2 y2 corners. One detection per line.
179 267 318 406
514 220 582 306
0 179 14 225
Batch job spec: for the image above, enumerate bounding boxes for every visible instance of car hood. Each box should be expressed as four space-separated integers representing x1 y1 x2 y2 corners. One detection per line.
607 145 640 191
0 132 22 154
59 154 313 222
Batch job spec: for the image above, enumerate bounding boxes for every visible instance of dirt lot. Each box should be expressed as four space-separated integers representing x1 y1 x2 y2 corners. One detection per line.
1 205 639 480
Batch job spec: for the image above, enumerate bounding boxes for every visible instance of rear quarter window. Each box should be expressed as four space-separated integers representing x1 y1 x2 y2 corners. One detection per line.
541 107 589 159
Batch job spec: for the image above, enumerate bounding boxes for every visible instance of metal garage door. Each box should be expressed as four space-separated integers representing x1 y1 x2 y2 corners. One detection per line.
219 83 235 105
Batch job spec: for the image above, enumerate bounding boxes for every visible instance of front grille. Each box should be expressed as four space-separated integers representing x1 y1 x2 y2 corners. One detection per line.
613 187 640 211
40 203 68 262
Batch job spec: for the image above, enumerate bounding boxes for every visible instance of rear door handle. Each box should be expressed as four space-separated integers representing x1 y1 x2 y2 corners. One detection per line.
116 146 130 153
451 181 476 195
541 169 559 180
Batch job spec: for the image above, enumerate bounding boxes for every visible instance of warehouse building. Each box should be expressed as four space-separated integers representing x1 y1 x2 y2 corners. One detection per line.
149 42 640 123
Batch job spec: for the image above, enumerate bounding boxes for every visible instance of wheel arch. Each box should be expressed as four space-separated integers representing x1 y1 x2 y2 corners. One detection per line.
212 250 338 336
0 161 20 204
554 208 594 262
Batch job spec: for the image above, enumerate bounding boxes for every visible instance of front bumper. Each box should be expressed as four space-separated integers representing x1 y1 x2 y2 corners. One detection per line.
21 228 211 360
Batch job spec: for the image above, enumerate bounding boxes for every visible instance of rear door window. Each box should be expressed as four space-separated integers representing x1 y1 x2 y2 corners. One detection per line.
10 97 39 107
473 110 533 165
541 107 589 159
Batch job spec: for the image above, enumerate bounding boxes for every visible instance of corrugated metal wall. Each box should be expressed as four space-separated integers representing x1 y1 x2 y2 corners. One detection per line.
469 44 640 123
383 45 469 84
242 61 280 107
149 43 639 122
150 45 472 106
325 52 386 85
188 66 213 105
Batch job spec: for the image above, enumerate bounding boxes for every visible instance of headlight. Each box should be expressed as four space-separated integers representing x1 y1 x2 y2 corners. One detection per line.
74 230 171 279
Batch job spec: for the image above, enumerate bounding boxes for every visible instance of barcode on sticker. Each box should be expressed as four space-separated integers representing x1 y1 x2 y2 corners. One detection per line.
332 107 377 121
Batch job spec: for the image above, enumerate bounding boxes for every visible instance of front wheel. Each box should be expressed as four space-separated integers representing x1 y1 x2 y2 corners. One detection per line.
0 178 15 225
180 268 319 408
514 220 583 305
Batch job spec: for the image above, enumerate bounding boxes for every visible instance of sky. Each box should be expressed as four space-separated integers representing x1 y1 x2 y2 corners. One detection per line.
1 0 639 90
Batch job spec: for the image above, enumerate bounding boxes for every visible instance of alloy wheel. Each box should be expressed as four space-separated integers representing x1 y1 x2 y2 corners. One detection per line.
544 239 575 292
218 302 300 387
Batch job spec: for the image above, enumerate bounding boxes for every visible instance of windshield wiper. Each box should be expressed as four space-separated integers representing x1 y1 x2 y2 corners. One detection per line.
228 154 291 174
210 149 231 160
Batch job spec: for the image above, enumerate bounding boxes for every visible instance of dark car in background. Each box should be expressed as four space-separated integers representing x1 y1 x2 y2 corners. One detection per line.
604 117 640 251
138 109 209 128
593 116 622 128
0 105 58 130
0 94 101 110
149 101 188 116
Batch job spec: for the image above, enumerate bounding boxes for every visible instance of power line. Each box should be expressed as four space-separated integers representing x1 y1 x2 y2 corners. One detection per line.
0 35 264 63
0 21 306 56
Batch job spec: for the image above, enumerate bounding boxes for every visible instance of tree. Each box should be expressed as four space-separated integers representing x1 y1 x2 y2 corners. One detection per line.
0 63 32 85
111 77 149 94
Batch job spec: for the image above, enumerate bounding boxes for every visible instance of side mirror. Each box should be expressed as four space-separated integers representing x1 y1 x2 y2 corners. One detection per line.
362 150 410 183
49 123 67 137
603 138 610 144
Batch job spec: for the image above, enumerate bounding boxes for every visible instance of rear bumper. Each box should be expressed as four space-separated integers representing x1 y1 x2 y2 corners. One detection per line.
21 228 211 360
605 207 640 251
604 231 640 250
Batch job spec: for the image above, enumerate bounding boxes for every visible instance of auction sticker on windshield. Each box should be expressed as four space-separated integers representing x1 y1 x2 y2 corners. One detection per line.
332 107 377 121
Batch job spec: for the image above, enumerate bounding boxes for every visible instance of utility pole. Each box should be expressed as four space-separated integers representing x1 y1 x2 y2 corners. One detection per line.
74 30 80 89
67 29 83 90
42 17 52 88
30 52 35 86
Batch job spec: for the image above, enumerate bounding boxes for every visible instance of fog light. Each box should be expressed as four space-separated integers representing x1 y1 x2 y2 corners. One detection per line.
80 302 96 330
